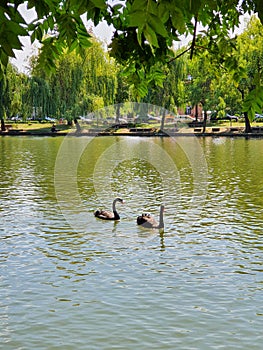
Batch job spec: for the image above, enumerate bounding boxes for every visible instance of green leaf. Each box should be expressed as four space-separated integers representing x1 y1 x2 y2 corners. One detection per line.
157 2 170 23
129 0 147 13
128 11 146 27
0 49 8 67
90 0 107 10
136 81 149 98
5 21 28 37
34 26 43 42
137 28 143 46
47 15 55 31
144 24 159 48
150 68 165 87
68 40 79 53
148 14 168 37
111 4 123 14
6 32 23 50
147 0 158 16
8 6 27 25
189 0 202 14
243 86 263 121
254 0 263 23
0 41 16 57
170 7 186 33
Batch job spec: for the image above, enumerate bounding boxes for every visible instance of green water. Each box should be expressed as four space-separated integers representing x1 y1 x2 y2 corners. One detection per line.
0 135 263 349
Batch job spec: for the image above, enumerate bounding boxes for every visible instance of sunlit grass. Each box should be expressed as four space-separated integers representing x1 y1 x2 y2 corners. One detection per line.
4 119 263 134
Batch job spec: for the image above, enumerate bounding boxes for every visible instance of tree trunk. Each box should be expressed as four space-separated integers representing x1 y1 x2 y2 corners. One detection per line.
195 104 198 121
1 118 6 131
115 104 120 123
244 111 252 133
74 118 81 133
161 108 165 130
202 110 207 133
238 88 252 133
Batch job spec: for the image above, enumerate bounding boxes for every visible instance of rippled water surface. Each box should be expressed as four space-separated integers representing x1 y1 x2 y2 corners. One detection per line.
1 135 263 349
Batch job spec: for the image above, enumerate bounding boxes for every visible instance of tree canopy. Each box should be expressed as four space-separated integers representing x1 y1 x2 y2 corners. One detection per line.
1 1 262 80
1 1 263 131
2 15 263 134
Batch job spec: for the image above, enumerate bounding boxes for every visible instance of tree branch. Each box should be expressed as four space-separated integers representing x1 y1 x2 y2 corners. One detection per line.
190 16 198 59
168 46 191 64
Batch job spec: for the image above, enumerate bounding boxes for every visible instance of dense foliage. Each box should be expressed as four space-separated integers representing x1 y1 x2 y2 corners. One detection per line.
0 16 262 126
1 38 119 123
1 1 262 81
1 1 263 131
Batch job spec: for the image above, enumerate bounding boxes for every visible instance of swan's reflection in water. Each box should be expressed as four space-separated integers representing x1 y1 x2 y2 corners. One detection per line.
112 220 119 234
159 232 166 251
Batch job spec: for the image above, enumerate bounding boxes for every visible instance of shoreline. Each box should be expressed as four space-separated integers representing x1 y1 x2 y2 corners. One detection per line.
1 129 263 138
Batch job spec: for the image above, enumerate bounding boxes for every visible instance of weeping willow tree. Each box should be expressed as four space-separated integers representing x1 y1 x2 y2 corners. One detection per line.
24 76 51 119
30 38 118 122
79 39 117 114
8 66 30 120
0 64 30 129
49 52 83 122
0 75 6 131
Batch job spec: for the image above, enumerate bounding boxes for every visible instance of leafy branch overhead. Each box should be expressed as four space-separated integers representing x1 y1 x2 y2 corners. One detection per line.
1 0 263 114
2 14 263 135
0 1 259 69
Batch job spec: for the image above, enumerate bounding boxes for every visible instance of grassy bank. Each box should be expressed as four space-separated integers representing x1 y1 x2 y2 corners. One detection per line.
4 122 73 134
2 119 263 136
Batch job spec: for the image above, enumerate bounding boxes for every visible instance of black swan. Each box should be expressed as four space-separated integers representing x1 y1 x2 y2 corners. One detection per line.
137 205 164 229
94 198 124 220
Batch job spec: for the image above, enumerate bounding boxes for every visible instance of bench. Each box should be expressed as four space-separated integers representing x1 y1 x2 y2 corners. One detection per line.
189 122 203 128
252 127 263 133
129 128 155 133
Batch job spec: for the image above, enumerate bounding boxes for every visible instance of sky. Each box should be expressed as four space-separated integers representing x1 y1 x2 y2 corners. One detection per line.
11 3 251 74
12 3 114 73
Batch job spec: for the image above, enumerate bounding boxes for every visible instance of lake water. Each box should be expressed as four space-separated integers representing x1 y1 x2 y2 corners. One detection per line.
1 135 263 350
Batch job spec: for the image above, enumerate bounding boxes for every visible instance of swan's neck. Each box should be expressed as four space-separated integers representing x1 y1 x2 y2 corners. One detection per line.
112 200 119 219
112 199 117 212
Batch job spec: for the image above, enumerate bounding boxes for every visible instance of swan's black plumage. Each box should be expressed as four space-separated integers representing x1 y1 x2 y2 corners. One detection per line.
137 205 164 229
94 198 124 220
